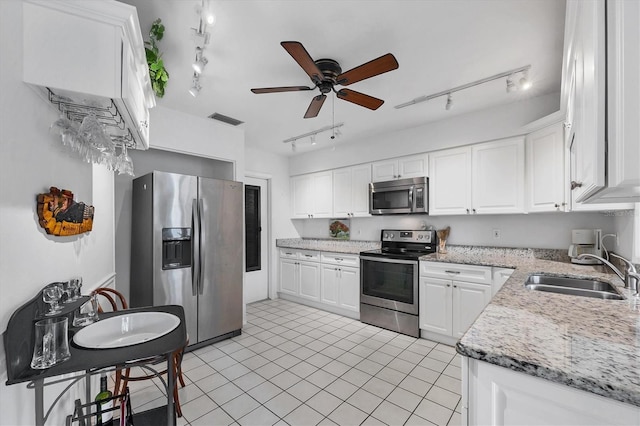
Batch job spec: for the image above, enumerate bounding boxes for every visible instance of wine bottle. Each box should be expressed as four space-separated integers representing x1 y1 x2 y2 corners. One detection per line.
95 372 114 426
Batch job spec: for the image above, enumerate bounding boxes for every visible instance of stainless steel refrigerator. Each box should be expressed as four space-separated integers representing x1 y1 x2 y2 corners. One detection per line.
130 171 243 346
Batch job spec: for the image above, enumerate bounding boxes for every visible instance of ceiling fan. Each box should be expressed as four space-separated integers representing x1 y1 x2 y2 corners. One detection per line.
251 41 399 118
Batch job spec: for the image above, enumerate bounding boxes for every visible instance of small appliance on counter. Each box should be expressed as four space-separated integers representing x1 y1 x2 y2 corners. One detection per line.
568 229 603 265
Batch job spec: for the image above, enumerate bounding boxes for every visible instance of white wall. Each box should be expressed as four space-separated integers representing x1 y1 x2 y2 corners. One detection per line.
245 147 299 299
290 92 559 175
149 105 245 181
0 1 115 423
294 212 623 252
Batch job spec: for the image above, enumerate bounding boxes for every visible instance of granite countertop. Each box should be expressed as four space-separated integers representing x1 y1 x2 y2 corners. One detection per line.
276 238 380 254
421 246 640 407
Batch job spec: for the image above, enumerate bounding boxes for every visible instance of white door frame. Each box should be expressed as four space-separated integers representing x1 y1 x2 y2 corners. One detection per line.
245 171 274 300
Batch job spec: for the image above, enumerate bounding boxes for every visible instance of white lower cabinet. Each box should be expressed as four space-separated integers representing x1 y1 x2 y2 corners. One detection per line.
279 250 360 318
463 357 640 425
420 262 493 344
278 249 320 302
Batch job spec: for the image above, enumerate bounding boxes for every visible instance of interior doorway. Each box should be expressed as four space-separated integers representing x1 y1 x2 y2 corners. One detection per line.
244 175 269 303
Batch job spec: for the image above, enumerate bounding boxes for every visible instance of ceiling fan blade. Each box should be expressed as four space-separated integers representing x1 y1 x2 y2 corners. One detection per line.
337 89 384 110
336 53 399 86
281 41 323 84
251 86 313 94
304 95 326 118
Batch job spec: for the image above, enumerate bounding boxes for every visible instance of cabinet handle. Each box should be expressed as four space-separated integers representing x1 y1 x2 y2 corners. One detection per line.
570 181 583 190
466 209 470 214
554 203 559 208
445 270 461 274
447 284 451 287
285 252 293 255
472 208 477 214
304 254 312 258
563 122 572 129
335 258 343 262
453 285 457 288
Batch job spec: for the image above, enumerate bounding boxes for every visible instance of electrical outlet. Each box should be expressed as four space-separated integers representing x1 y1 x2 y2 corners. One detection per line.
493 229 501 239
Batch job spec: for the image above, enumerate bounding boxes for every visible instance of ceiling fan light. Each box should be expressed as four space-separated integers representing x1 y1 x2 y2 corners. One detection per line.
445 93 453 110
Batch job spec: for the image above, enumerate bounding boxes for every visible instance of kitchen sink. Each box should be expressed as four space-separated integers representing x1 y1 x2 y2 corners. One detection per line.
524 274 624 300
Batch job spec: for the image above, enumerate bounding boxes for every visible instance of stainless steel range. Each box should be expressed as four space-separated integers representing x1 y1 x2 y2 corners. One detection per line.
360 230 437 337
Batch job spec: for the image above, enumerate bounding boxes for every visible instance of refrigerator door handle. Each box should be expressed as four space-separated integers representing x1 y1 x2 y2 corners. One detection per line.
198 198 205 295
192 198 200 297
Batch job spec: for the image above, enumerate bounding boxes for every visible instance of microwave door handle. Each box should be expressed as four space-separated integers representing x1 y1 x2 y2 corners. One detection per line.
408 187 414 208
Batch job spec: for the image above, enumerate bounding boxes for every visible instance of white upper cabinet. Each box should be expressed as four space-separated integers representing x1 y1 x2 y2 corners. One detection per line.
429 147 472 215
371 154 428 182
22 0 154 149
526 123 567 212
472 138 525 214
333 164 371 217
563 0 640 203
291 171 333 218
430 138 525 215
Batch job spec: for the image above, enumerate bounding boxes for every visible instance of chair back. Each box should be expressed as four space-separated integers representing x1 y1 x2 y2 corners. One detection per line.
91 288 128 313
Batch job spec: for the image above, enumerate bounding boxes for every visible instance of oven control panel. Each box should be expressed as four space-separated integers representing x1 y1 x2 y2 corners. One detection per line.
381 230 434 243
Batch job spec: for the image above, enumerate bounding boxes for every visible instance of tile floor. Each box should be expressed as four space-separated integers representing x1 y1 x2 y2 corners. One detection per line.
128 299 462 426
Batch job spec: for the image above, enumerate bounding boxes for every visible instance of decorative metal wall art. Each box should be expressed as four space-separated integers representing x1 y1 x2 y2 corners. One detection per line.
37 187 94 236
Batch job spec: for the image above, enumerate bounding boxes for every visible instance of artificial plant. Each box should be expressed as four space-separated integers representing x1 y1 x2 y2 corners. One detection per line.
145 18 169 98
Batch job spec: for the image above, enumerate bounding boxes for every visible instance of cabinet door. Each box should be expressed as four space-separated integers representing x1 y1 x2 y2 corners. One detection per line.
280 259 298 296
291 175 313 218
606 0 640 196
321 265 339 306
371 160 398 182
398 154 428 179
526 123 566 212
472 137 525 214
299 261 321 301
338 266 360 312
452 281 492 338
571 0 607 203
428 147 472 215
332 168 352 217
350 164 372 216
312 171 333 218
121 39 150 148
419 277 452 335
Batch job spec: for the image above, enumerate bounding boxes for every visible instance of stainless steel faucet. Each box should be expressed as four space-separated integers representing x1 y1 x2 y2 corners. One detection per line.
577 253 639 296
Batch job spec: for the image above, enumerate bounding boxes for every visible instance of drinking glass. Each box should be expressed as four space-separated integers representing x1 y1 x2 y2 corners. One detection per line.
61 281 74 304
43 284 63 315
68 276 82 301
73 294 99 327
31 317 71 369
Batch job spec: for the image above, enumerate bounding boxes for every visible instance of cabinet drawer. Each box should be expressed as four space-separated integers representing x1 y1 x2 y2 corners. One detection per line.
298 250 321 262
279 249 299 259
321 253 359 267
420 261 492 285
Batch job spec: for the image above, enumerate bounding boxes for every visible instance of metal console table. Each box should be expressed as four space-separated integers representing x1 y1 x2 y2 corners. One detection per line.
4 295 187 426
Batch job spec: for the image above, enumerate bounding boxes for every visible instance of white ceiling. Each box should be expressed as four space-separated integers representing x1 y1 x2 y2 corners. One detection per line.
122 0 566 157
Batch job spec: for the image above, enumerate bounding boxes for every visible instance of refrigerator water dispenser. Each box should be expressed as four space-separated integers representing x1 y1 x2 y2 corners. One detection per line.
162 228 192 270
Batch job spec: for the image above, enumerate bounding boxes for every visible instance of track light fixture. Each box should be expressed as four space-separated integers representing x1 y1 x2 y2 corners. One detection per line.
395 65 532 110
519 69 532 90
445 93 453 110
192 47 208 74
506 74 516 92
283 123 345 150
188 74 201 97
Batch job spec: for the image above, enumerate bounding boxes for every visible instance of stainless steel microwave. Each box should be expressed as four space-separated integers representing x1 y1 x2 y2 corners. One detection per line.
369 177 428 215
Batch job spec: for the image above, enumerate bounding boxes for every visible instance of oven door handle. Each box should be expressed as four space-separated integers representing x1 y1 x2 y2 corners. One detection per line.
360 255 418 265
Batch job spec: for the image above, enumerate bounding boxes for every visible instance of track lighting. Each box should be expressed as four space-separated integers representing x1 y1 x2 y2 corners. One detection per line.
283 123 345 150
310 134 317 145
395 65 532 109
192 47 208 74
519 69 532 90
291 141 297 152
188 74 201 97
506 74 516 93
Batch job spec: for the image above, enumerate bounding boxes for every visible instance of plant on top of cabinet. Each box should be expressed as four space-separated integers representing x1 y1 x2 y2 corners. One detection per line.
145 19 169 98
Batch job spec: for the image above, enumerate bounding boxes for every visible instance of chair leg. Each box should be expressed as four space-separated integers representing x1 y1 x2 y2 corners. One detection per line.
175 351 186 388
114 369 122 397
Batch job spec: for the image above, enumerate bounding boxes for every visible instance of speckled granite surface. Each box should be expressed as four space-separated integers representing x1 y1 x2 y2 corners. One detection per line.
421 246 640 407
276 238 380 254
